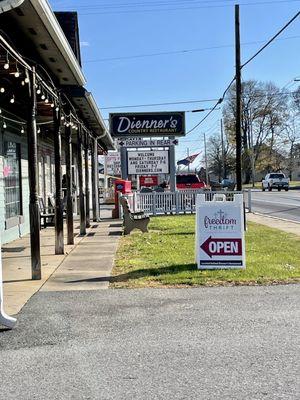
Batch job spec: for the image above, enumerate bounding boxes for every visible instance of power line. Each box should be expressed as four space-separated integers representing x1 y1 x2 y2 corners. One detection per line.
241 11 300 68
100 98 219 110
84 35 300 63
76 0 300 15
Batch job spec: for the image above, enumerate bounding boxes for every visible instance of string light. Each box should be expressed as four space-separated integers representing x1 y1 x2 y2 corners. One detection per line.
3 120 7 129
41 92 46 100
36 87 41 95
50 102 55 108
37 127 41 133
0 87 5 93
21 80 25 86
14 65 20 78
55 106 59 112
44 98 49 104
10 95 15 104
24 76 29 84
61 115 65 121
21 126 25 134
3 53 9 70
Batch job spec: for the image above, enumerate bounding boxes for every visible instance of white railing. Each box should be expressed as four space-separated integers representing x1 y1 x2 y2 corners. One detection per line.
123 189 252 216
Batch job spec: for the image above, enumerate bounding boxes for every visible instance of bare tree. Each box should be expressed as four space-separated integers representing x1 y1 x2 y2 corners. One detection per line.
223 80 289 183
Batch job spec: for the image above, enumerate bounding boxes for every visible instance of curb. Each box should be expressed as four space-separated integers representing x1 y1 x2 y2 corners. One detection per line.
251 212 300 225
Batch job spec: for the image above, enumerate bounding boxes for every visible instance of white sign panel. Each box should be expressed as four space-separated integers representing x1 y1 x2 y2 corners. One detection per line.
118 138 176 147
127 150 169 175
105 152 121 176
195 194 245 269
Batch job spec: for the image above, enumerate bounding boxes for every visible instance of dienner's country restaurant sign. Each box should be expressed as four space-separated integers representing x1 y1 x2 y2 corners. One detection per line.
195 194 246 269
110 112 185 137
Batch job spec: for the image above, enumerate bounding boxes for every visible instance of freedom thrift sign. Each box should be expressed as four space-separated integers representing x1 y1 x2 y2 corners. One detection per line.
195 193 246 269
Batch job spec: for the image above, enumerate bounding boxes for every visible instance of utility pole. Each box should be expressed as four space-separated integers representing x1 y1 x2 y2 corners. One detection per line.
187 147 190 173
204 133 209 185
220 118 226 179
235 4 242 191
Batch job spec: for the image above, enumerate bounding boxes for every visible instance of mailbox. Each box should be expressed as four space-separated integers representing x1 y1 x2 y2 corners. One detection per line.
112 179 132 218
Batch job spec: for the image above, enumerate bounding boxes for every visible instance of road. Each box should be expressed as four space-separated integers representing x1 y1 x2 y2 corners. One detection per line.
251 189 300 222
0 286 299 399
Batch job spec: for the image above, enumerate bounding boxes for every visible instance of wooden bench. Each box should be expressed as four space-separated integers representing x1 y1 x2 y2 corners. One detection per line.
38 197 55 229
120 196 150 235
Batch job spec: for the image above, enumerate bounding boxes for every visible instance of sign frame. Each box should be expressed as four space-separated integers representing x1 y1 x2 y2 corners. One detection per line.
110 112 185 137
195 194 246 270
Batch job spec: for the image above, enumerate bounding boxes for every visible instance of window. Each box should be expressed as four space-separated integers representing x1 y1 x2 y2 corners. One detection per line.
4 141 22 219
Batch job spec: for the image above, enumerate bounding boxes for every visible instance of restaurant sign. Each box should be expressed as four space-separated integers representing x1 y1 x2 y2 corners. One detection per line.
127 150 169 175
110 112 185 137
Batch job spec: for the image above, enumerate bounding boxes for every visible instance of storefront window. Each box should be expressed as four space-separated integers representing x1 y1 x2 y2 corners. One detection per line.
3 141 22 219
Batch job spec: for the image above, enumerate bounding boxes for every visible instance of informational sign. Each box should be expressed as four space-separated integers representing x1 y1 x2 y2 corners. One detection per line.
127 150 169 175
110 112 185 137
118 138 178 147
195 194 245 269
140 176 159 187
105 152 121 176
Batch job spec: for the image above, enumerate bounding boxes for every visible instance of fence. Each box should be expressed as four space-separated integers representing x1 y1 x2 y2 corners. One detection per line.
124 189 252 216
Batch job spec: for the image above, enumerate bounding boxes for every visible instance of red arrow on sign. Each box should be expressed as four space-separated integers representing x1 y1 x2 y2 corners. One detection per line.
200 236 242 258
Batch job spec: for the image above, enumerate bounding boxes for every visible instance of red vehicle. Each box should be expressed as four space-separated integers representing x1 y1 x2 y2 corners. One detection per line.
176 174 206 189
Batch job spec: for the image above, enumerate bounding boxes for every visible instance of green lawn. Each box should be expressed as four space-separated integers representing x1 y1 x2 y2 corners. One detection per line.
111 215 300 288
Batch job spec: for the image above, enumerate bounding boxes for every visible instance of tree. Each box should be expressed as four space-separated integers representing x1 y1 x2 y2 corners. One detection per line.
207 133 235 181
223 80 289 183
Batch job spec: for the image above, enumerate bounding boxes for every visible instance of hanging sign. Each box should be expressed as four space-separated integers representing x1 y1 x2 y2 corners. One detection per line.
118 138 178 147
127 150 169 175
140 176 159 187
110 112 185 137
195 194 246 269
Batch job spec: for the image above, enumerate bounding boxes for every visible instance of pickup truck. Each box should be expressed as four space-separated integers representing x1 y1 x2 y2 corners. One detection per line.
262 173 289 191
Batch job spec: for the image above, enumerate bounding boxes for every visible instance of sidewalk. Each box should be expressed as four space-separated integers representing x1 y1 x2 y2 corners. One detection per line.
2 207 122 316
247 212 300 236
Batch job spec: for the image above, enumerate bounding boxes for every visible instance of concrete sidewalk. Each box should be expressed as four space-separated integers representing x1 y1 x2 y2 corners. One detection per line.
2 208 122 316
247 212 300 236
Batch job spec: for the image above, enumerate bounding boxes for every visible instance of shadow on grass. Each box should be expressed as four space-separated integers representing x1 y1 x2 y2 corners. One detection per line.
68 263 197 284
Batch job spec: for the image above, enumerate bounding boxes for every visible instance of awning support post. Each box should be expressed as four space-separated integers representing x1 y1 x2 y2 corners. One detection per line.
65 121 74 245
77 126 86 235
85 131 91 228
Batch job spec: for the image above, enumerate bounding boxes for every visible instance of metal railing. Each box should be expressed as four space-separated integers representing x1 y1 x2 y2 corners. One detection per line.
124 189 252 216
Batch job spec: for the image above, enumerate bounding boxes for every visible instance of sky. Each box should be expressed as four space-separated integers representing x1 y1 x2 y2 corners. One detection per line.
49 0 300 167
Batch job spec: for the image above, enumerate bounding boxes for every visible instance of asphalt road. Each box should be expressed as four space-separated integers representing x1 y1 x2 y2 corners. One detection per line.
0 286 299 399
251 189 300 222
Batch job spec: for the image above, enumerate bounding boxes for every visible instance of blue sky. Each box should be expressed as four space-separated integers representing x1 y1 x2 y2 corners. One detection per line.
50 0 300 166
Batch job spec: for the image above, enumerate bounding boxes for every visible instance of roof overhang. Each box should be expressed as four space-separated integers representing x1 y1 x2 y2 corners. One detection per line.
67 86 115 150
0 0 86 86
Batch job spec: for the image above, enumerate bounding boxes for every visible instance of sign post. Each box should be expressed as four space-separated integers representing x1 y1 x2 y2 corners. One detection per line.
0 240 17 328
195 194 246 269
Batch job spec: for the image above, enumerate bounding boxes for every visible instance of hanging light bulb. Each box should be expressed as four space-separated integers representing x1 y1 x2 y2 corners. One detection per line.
3 120 7 129
21 126 25 134
36 87 41 95
37 127 41 133
10 95 15 104
14 65 20 78
45 98 49 104
50 102 55 108
61 115 65 121
55 106 59 112
24 77 29 84
41 92 46 100
0 109 2 114
4 54 9 70
21 80 25 86
0 87 5 93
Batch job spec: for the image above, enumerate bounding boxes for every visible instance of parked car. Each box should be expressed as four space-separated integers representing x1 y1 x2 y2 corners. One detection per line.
221 178 236 191
176 174 206 189
209 180 222 191
262 173 289 191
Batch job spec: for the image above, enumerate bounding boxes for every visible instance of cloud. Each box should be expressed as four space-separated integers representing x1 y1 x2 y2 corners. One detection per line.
80 41 90 47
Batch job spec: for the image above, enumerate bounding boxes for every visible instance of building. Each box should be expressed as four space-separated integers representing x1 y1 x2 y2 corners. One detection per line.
0 0 114 279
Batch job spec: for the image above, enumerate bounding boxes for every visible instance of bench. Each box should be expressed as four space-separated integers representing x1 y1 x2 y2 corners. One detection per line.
120 196 150 235
38 197 55 229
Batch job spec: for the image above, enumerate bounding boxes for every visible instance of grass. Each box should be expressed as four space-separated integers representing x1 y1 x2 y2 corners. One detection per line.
111 215 300 288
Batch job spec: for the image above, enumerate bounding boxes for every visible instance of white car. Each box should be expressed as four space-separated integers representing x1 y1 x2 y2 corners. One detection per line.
262 173 289 192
